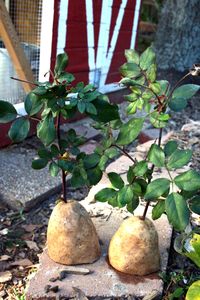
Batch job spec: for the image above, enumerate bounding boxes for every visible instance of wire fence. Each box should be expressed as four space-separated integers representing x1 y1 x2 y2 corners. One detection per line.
0 0 42 104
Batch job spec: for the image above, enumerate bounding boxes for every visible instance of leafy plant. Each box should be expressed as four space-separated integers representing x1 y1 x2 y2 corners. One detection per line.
94 46 200 231
0 53 119 202
174 230 200 268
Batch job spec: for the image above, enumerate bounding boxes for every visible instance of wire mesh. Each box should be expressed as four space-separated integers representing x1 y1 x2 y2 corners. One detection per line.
0 0 43 104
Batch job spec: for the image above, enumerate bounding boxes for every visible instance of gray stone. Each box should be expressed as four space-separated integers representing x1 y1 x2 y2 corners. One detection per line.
0 118 99 211
26 203 172 299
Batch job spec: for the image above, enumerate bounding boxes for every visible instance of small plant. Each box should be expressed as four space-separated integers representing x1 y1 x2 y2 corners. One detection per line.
94 47 200 231
0 52 120 265
91 47 200 275
0 53 119 202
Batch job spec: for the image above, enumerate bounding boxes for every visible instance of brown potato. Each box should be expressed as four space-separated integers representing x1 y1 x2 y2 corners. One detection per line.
47 200 101 265
108 216 160 275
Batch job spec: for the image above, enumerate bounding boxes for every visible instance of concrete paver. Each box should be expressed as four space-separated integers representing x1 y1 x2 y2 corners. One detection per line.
0 118 99 211
26 202 172 299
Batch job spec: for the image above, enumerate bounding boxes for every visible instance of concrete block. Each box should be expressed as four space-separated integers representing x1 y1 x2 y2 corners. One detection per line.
26 202 172 299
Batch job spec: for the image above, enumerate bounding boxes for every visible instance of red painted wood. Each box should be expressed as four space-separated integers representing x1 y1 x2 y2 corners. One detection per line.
106 0 136 84
93 0 102 61
64 0 89 84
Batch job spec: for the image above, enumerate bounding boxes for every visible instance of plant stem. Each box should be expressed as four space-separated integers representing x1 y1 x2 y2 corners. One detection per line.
10 76 38 86
167 72 190 101
141 128 163 220
112 144 136 164
57 113 67 202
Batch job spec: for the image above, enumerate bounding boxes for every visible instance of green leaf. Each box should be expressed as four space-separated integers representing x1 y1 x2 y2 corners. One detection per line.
90 98 119 122
133 160 148 176
124 93 138 102
167 149 192 169
83 153 100 169
170 288 184 299
57 72 75 83
38 148 52 159
150 112 168 128
77 101 86 113
126 102 137 114
188 234 200 267
25 93 43 116
165 192 190 231
116 117 144 146
127 196 139 213
0 100 17 123
125 49 140 64
164 140 178 156
117 185 133 207
132 182 142 195
85 102 97 115
144 178 171 200
104 147 119 159
98 155 109 171
54 52 68 75
158 80 170 95
127 166 135 184
32 86 47 96
186 280 200 300
87 166 102 185
175 170 200 191
8 118 30 142
49 162 59 177
152 201 165 220
71 166 88 188
139 47 156 70
169 84 200 112
95 188 117 202
149 82 161 94
58 160 74 172
32 158 48 170
108 172 124 189
108 196 118 207
120 62 141 78
172 84 200 100
148 144 165 167
146 64 157 82
37 114 56 146
174 233 200 268
169 97 188 112
50 144 60 157
189 196 200 215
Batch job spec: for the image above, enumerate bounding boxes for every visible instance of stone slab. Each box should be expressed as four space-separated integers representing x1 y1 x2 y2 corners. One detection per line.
0 117 99 211
26 202 172 299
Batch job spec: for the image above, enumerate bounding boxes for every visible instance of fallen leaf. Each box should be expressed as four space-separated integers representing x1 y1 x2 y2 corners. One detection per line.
25 240 40 251
11 259 33 267
0 255 11 262
0 228 8 235
22 224 39 232
0 271 12 283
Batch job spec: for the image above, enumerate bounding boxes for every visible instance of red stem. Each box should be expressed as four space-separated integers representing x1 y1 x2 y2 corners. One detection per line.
57 113 67 202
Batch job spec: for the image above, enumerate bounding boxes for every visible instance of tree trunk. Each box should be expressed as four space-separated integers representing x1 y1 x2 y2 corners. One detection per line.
154 0 200 71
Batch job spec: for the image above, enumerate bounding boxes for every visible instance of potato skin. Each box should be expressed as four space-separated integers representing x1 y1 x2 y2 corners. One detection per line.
47 200 101 265
108 216 160 275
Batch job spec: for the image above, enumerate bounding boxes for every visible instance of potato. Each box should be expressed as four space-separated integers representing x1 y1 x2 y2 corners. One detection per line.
108 216 160 275
47 200 101 265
